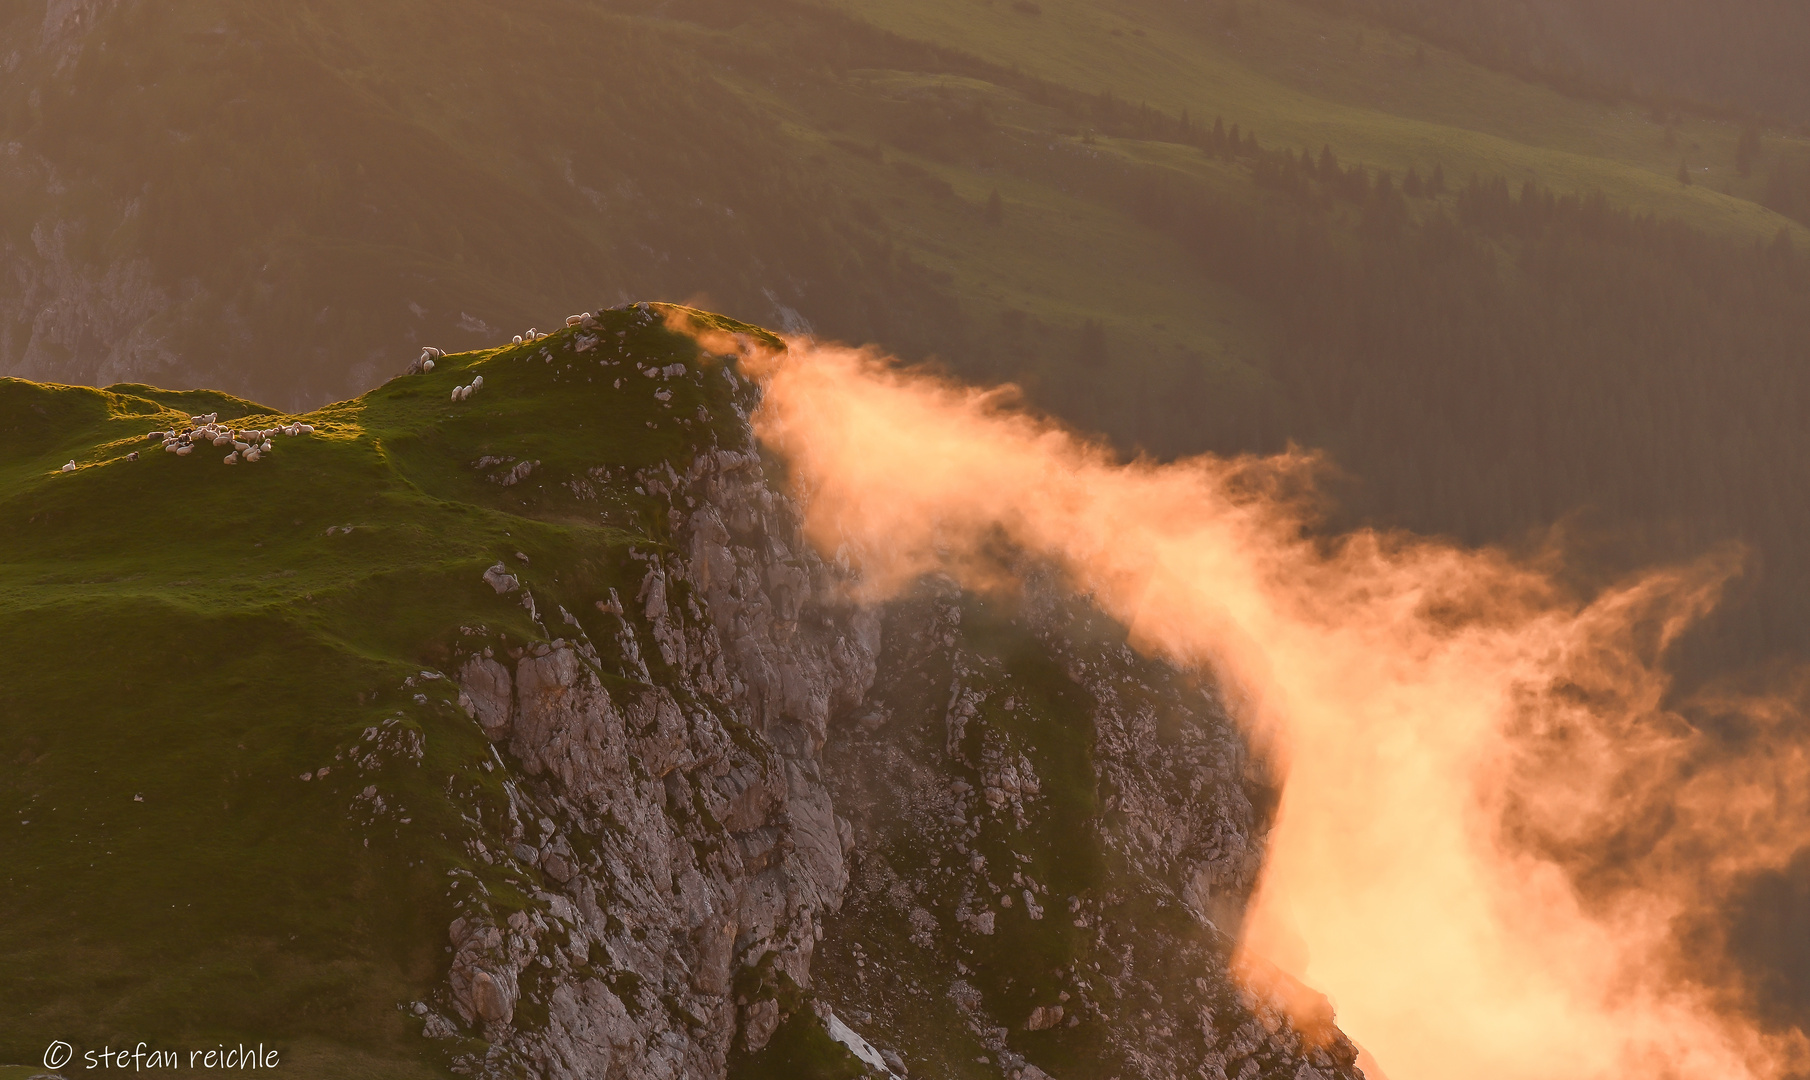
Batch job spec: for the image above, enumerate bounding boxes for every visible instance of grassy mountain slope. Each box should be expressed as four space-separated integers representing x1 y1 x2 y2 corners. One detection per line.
7 0 1806 412
2 0 1267 410
802 0 1809 241
0 304 750 1074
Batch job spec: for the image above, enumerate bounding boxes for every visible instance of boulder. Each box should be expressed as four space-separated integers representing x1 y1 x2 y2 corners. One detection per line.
470 969 514 1025
742 999 781 1052
483 563 520 593
459 655 515 741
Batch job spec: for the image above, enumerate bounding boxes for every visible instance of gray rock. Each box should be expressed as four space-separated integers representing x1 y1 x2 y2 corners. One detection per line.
742 998 781 1051
459 655 514 740
483 562 520 593
434 432 881 1080
470 969 514 1024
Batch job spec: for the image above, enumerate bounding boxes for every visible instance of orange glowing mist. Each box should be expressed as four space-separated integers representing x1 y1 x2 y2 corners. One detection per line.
707 327 1810 1080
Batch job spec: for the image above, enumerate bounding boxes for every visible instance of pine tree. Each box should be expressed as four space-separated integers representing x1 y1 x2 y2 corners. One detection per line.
1403 167 1425 197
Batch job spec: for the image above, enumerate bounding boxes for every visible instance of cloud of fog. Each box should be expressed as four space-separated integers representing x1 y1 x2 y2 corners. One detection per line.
698 322 1809 1080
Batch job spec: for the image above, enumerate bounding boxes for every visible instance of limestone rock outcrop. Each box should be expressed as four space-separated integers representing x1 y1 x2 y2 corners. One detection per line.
428 430 878 1079
418 377 1365 1080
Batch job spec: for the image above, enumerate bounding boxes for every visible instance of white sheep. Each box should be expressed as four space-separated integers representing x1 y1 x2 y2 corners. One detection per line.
297 424 315 434
471 375 483 389
244 447 261 462
233 440 250 451
175 445 193 456
61 460 75 472
512 335 524 344
423 359 435 372
213 437 231 447
148 431 168 442
566 315 584 327
224 452 238 465
451 387 463 402
260 441 273 452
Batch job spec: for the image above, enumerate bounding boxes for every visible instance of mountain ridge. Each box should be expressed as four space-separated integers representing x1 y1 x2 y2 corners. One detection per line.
1 302 1359 1080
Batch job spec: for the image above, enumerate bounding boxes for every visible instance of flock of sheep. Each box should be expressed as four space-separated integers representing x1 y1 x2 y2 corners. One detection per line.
411 346 488 401
56 311 619 475
412 312 598 401
511 313 592 344
143 412 317 465
55 412 317 473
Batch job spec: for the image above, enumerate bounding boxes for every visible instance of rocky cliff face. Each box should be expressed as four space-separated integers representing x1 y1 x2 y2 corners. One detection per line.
421 374 1366 1079
430 433 878 1079
0 212 191 392
812 580 1365 1080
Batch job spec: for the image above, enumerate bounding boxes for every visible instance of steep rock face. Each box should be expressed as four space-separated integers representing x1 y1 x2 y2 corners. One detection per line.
0 212 192 392
432 441 878 1079
408 353 1364 1079
811 581 1365 1080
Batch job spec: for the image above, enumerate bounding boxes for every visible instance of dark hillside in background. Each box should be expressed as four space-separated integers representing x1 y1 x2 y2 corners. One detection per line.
4 0 1809 677
1001 117 1810 684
